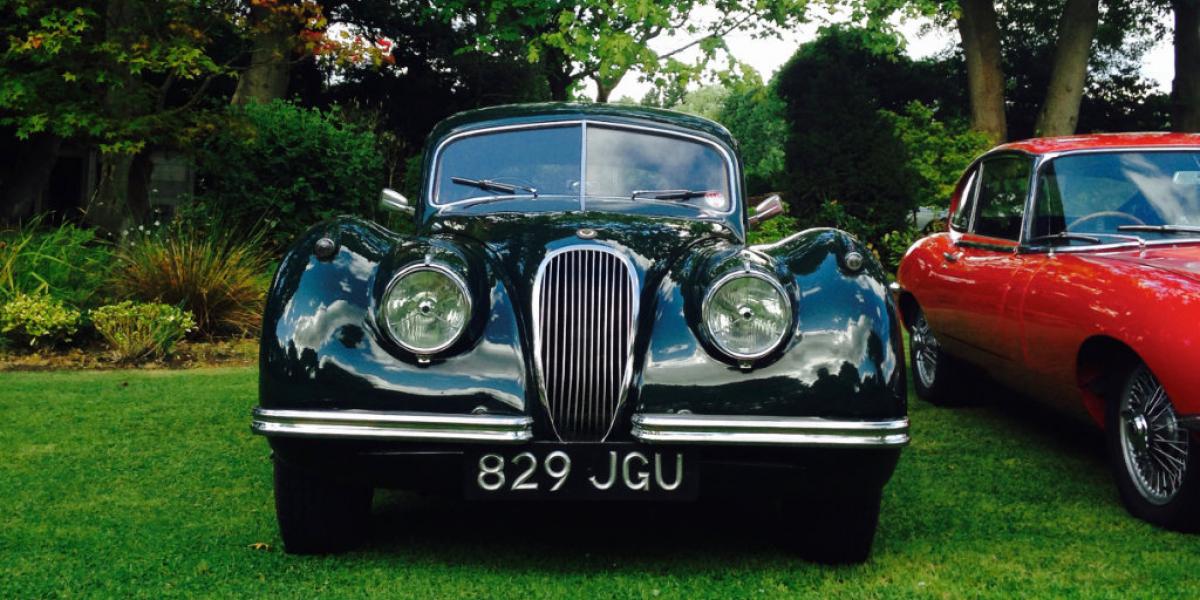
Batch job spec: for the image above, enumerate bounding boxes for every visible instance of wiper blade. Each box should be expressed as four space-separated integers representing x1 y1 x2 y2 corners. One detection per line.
630 189 716 201
1118 224 1200 234
1028 232 1103 245
449 176 537 198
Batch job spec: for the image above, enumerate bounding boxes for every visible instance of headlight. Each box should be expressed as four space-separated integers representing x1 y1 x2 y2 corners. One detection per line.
381 264 471 354
702 271 792 360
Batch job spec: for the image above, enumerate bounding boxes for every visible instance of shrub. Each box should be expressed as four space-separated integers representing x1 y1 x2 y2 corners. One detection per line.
882 101 992 212
91 301 196 362
0 293 81 347
718 76 788 196
111 222 269 338
191 100 386 248
0 217 113 309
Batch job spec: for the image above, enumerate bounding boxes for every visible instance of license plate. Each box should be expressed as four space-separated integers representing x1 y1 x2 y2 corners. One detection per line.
464 443 696 500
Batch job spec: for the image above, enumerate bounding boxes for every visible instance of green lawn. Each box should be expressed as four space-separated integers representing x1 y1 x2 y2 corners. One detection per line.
3 368 1199 598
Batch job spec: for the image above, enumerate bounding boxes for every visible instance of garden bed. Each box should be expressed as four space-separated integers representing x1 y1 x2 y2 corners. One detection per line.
0 338 257 371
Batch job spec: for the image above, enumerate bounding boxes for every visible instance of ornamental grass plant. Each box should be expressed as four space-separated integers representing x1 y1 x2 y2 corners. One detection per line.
110 222 270 338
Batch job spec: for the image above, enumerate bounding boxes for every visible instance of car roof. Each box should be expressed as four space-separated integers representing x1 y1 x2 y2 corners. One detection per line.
426 102 738 150
994 132 1200 155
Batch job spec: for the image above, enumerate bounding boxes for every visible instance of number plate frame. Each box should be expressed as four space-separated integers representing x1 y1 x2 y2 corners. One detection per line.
463 443 697 501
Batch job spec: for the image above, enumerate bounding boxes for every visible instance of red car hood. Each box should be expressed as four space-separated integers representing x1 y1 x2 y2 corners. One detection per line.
1095 244 1200 283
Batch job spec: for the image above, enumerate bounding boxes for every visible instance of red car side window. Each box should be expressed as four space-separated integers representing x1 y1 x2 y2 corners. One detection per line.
950 169 978 231
974 156 1033 240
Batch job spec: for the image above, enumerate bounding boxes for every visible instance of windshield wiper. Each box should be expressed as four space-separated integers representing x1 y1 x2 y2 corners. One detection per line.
1118 224 1200 234
630 189 716 201
1027 232 1103 245
450 176 537 198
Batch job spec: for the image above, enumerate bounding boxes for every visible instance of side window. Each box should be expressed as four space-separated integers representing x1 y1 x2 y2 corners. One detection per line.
950 169 978 231
974 155 1033 240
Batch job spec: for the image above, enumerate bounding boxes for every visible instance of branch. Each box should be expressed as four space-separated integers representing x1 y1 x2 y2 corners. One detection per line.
655 12 754 60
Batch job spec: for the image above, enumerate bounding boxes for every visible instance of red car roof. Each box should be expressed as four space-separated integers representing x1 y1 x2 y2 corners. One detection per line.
995 132 1200 155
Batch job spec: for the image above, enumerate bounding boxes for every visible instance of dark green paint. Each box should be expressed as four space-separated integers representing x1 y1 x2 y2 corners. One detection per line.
259 105 905 467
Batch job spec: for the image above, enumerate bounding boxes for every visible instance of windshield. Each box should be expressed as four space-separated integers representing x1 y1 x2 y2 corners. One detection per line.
433 124 732 211
1034 151 1200 244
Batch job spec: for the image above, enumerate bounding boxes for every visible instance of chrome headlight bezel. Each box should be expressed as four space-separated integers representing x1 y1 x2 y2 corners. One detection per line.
380 262 473 355
701 270 793 361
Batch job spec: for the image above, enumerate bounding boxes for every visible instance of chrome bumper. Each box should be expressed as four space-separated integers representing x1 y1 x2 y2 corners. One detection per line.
631 414 910 447
251 408 532 443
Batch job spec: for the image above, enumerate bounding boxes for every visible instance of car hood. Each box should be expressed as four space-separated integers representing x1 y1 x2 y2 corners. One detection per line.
431 211 739 288
1092 244 1200 283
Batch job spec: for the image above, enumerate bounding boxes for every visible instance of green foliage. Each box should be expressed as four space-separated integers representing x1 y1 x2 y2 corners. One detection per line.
0 293 81 347
878 226 922 274
882 101 992 209
191 101 386 248
0 217 113 309
674 85 730 122
718 73 788 195
110 222 269 338
91 301 195 362
776 28 920 245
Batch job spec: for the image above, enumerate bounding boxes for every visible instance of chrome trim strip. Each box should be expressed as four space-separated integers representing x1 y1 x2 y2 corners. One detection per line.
251 408 532 443
631 414 910 447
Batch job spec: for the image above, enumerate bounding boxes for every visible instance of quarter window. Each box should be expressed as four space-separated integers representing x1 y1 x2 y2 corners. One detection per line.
950 169 978 231
974 155 1033 240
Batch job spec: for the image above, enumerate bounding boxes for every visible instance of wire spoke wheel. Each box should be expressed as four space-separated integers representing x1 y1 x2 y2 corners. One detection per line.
1119 367 1189 506
910 312 939 389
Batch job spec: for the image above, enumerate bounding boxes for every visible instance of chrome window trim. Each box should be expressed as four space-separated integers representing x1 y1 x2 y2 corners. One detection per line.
1022 145 1200 253
531 244 641 442
251 408 533 443
428 119 740 215
631 414 910 447
701 269 793 361
968 151 1036 243
949 168 979 233
379 262 473 355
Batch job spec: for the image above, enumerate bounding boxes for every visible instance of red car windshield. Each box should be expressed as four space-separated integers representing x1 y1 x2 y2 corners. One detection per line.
1035 151 1200 241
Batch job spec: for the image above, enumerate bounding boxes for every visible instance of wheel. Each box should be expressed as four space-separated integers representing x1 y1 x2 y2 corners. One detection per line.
273 458 374 554
908 306 963 405
1106 363 1200 532
783 493 882 564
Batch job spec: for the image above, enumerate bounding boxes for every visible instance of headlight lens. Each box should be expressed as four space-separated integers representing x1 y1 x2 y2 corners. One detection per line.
381 265 471 354
702 272 791 359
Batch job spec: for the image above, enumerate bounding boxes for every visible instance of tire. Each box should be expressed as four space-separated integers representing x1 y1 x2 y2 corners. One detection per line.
273 458 374 554
1106 363 1200 532
908 306 963 405
784 492 882 564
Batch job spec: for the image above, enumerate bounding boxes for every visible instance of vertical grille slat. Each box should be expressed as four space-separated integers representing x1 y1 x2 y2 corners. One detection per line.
534 247 636 441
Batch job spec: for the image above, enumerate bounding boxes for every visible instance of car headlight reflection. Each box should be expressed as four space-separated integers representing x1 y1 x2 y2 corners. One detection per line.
702 271 792 360
381 264 471 354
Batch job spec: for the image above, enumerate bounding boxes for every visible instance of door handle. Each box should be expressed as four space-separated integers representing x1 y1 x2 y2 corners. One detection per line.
943 252 960 263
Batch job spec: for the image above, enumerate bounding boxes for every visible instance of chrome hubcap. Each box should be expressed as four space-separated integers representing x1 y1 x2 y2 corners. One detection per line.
1119 368 1189 505
910 314 939 388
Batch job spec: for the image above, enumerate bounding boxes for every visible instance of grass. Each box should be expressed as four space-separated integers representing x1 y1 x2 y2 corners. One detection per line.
3 368 1200 598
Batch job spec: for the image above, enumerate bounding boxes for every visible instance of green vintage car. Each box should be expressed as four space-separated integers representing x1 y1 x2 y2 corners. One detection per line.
252 103 909 562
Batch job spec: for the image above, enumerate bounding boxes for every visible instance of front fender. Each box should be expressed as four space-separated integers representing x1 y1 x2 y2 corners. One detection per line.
258 216 530 416
637 228 906 420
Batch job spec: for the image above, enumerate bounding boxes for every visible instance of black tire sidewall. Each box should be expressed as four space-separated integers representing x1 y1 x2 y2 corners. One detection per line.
1105 364 1200 532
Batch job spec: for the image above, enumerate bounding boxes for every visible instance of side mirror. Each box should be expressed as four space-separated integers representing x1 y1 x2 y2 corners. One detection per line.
748 194 784 228
380 188 414 214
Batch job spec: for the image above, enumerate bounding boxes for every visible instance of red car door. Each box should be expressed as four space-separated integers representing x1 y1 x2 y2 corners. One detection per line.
938 153 1036 369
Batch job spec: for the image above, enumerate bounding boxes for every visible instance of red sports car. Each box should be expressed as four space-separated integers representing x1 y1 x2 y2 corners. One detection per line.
897 133 1200 531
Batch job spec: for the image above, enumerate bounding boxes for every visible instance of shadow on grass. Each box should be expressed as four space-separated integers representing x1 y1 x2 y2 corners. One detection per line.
363 491 793 569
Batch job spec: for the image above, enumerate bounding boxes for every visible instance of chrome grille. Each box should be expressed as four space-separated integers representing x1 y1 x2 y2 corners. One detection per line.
534 246 637 441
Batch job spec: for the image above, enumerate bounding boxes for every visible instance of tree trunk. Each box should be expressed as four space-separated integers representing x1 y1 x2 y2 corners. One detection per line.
1174 0 1200 131
542 48 575 101
231 4 294 105
85 0 138 233
957 0 1007 143
0 134 61 223
1034 0 1100 136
